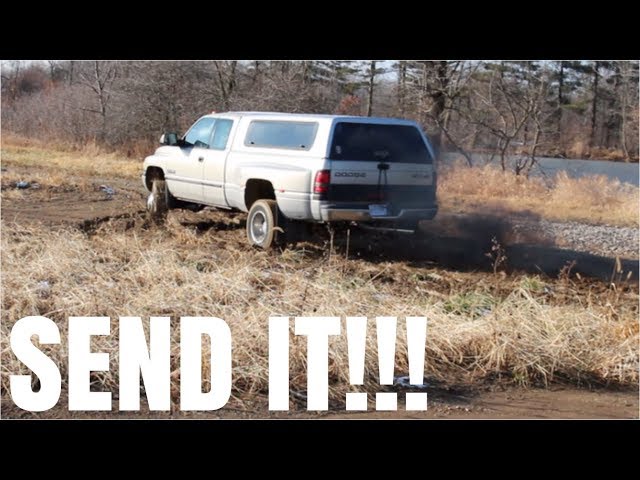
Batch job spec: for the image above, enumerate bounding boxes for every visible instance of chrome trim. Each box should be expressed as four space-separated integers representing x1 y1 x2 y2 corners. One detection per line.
165 175 223 188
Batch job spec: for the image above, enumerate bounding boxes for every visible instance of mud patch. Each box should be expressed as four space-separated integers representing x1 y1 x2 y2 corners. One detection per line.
78 211 149 235
1 177 146 227
176 209 246 234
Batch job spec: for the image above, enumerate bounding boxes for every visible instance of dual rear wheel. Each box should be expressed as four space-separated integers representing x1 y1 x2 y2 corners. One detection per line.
247 200 307 249
246 199 286 249
147 183 289 250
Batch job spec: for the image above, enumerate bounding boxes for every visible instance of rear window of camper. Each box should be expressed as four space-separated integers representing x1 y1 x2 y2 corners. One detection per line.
329 122 432 164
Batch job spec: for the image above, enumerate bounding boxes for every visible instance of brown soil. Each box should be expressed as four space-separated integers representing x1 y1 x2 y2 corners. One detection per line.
3 387 637 419
325 387 639 419
1 173 146 227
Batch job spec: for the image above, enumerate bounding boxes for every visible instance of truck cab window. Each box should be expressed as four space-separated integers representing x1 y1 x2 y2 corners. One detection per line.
184 117 216 148
211 119 234 150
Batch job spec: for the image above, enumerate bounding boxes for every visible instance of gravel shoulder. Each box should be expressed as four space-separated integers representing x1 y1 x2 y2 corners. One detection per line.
514 219 639 259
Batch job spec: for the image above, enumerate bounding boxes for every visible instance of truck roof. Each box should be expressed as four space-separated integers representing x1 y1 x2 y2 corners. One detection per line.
204 111 418 125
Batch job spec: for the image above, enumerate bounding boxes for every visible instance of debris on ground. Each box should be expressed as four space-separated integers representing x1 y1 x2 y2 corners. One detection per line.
35 280 51 298
99 185 115 199
394 376 429 390
13 181 40 190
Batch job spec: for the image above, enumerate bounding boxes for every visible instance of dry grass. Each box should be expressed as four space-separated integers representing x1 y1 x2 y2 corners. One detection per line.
1 135 140 180
1 218 637 410
439 161 639 227
1 132 155 160
589 147 635 162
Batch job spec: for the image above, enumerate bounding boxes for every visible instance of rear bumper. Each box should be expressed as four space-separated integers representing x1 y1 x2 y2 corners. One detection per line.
317 202 438 223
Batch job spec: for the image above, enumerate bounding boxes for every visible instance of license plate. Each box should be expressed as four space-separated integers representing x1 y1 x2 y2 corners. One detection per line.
369 204 389 217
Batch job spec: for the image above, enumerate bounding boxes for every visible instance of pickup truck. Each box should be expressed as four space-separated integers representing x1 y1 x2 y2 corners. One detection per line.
142 111 438 248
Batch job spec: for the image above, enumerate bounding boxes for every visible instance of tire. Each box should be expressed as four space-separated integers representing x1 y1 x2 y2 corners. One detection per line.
281 218 306 246
146 179 169 222
247 199 279 249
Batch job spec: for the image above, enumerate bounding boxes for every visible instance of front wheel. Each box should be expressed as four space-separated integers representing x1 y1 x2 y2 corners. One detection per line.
146 179 169 222
247 199 279 249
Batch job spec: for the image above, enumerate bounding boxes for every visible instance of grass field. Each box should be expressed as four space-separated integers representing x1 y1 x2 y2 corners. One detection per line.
1 136 140 181
1 138 638 413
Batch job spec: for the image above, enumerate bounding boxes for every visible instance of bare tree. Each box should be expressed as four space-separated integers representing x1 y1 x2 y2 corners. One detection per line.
47 60 56 82
366 60 376 116
589 61 600 149
395 61 407 116
467 62 551 175
618 61 639 160
1 60 22 102
78 61 119 139
555 60 565 138
401 61 478 164
67 60 76 86
364 60 386 116
213 61 238 110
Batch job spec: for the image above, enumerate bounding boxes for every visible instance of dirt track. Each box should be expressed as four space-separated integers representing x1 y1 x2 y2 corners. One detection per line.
1 165 638 419
3 387 637 419
0 173 145 226
2 169 636 282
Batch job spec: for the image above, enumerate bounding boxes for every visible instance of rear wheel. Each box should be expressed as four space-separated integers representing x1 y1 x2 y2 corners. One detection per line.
247 199 279 249
281 218 307 246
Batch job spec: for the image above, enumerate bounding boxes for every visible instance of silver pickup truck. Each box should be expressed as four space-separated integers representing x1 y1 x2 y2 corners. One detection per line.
142 111 438 248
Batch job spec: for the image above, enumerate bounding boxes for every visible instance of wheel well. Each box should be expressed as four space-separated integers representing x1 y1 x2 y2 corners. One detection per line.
245 179 275 210
145 167 165 190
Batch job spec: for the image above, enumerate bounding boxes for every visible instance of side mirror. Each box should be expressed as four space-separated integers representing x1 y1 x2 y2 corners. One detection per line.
160 132 179 146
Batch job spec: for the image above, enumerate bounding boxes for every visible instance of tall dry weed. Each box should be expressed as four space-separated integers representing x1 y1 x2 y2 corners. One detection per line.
1 221 637 408
439 162 639 227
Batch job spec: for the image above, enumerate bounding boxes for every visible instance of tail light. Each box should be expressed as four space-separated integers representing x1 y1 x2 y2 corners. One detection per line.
314 170 331 195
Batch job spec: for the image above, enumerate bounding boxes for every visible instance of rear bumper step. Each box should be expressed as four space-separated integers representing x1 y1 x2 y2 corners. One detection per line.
356 224 417 234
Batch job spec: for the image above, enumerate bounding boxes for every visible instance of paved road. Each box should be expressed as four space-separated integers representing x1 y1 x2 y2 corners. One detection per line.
441 153 639 186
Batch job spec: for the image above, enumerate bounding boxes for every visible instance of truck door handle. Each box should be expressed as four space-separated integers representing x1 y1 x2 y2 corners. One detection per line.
198 156 204 162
